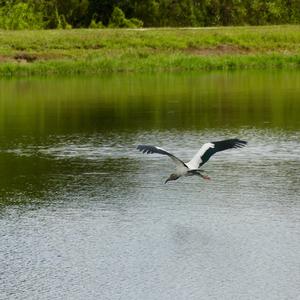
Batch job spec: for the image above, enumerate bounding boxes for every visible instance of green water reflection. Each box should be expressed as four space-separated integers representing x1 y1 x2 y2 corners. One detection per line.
0 71 299 139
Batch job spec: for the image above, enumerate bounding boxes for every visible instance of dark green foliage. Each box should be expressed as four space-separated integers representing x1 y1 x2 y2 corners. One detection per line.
131 0 160 27
87 0 116 26
0 0 299 29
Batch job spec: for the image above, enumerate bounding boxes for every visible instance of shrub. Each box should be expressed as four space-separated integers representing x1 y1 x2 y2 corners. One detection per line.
89 19 105 29
129 18 143 28
109 7 143 28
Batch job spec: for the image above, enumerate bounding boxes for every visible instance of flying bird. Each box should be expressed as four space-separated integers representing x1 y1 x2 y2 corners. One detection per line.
137 139 247 183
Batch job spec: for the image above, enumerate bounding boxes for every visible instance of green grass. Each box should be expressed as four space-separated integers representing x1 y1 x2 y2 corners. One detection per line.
0 25 300 76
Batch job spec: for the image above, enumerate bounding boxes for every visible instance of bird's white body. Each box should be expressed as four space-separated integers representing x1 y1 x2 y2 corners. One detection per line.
162 143 215 175
175 164 189 176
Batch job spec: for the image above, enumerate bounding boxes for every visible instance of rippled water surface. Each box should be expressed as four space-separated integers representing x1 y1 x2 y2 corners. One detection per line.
0 71 299 300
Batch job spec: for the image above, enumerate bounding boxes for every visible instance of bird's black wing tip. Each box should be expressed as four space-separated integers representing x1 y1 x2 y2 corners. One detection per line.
236 139 247 147
137 144 155 154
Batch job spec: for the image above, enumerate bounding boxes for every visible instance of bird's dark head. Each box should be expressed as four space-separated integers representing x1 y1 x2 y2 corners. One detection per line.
165 173 179 184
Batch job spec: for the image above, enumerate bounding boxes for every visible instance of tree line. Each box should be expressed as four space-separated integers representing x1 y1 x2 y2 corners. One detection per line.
0 0 299 30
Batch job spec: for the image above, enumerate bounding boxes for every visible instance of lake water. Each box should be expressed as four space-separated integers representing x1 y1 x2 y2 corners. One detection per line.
0 71 299 300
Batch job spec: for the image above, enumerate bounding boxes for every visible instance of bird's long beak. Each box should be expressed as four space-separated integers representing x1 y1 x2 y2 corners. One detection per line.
165 178 170 184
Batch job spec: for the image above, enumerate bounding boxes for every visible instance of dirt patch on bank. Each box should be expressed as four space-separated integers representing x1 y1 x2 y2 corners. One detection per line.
0 55 13 63
0 52 69 64
13 53 38 64
184 44 250 55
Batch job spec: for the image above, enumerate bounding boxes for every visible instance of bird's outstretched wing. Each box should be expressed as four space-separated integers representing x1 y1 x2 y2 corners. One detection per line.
186 139 247 169
137 145 188 168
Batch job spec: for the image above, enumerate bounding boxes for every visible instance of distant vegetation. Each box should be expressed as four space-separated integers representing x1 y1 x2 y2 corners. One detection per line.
0 26 299 76
0 0 299 30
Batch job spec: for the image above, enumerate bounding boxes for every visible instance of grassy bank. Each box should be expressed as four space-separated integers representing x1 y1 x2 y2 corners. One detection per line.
0 25 300 76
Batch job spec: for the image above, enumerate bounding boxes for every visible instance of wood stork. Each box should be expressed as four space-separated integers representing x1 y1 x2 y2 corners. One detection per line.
137 139 247 183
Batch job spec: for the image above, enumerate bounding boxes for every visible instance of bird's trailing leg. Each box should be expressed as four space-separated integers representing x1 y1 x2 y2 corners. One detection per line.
198 173 211 180
187 169 211 180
